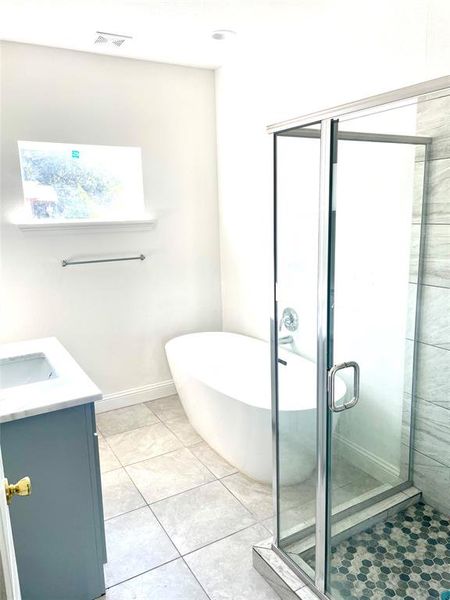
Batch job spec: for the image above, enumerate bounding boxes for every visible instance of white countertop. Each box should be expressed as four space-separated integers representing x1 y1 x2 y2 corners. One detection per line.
0 337 102 423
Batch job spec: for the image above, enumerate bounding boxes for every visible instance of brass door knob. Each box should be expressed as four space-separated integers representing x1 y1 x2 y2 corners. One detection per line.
5 476 32 505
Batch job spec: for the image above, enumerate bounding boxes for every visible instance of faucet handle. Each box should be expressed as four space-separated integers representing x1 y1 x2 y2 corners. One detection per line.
280 307 299 332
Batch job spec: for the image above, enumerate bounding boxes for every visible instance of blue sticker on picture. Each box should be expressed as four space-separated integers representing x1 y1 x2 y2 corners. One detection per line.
72 150 80 158
441 591 450 600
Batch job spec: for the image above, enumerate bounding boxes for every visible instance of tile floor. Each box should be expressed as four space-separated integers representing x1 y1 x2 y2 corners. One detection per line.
96 395 384 599
96 395 281 599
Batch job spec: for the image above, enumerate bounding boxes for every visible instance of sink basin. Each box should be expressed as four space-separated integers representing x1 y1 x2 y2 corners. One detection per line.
0 337 101 423
0 353 57 390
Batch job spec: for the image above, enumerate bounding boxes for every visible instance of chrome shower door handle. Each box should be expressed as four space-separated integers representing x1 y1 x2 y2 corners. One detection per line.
328 361 360 412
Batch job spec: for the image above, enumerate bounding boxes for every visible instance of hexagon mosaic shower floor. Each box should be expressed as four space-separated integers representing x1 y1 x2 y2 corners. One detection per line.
328 503 450 600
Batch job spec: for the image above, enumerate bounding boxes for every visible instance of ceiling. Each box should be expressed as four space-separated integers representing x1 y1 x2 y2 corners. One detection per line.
0 0 324 69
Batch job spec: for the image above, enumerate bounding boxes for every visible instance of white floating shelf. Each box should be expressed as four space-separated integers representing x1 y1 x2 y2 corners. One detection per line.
14 217 157 233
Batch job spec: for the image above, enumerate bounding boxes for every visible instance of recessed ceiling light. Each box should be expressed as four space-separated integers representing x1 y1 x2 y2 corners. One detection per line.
211 29 236 41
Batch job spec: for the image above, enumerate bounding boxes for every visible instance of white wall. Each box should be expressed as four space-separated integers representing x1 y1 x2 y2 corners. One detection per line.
216 0 449 337
215 0 450 473
0 41 222 398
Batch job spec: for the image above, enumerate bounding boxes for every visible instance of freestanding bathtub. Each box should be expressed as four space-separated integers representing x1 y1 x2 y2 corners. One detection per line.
165 332 346 485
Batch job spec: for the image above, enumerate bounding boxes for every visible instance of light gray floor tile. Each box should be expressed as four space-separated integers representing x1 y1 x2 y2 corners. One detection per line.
261 516 275 534
185 524 280 600
331 458 371 488
190 442 238 478
221 473 315 520
97 404 159 437
331 472 381 506
98 436 121 473
222 472 273 519
165 416 202 446
104 506 178 587
280 478 316 510
151 480 256 555
146 395 186 422
278 499 316 537
126 448 214 503
101 468 146 520
103 558 208 600
107 422 182 466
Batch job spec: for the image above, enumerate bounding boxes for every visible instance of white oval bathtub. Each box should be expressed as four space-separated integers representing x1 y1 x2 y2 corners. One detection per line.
165 332 346 485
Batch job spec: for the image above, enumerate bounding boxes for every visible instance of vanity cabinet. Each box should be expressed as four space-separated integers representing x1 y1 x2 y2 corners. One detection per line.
0 402 106 600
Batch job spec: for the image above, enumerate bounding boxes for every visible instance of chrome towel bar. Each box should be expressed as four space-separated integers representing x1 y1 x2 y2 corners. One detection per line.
62 254 145 267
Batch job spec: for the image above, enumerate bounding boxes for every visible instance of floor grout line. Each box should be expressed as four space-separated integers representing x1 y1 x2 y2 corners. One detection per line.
181 557 213 600
185 445 231 481
107 439 185 469
97 413 163 438
217 476 264 521
103 556 180 592
181 522 265 559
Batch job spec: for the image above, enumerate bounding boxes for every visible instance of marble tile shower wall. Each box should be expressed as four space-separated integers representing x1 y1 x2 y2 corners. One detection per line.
410 93 450 516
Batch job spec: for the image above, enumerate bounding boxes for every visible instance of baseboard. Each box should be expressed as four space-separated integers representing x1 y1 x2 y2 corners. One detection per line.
95 379 176 413
334 433 400 485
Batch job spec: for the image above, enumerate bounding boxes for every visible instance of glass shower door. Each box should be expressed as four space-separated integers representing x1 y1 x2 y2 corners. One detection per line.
326 107 428 599
271 79 450 600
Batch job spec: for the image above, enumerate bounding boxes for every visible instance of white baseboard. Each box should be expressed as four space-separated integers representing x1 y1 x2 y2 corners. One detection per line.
95 379 177 413
334 433 400 485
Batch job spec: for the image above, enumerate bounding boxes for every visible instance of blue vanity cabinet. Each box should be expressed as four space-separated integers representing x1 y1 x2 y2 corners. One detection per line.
0 403 106 600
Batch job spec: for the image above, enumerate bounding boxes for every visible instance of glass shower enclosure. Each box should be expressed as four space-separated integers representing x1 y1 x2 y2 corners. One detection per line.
270 76 450 599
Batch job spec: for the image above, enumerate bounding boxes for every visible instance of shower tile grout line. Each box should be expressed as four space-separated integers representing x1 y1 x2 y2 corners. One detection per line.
405 336 450 352
408 281 450 291
408 444 450 468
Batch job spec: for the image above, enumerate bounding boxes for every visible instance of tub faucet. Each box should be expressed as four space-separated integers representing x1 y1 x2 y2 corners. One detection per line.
278 307 298 347
279 307 299 333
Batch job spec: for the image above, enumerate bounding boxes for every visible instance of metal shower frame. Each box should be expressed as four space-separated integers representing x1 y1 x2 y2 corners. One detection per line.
268 75 450 599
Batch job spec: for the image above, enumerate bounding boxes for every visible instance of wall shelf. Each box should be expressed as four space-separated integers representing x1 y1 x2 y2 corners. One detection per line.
14 217 157 234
